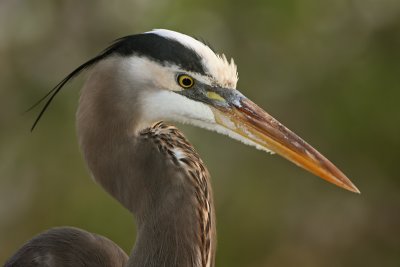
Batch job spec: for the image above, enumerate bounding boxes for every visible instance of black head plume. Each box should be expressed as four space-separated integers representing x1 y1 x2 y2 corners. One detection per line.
29 35 141 131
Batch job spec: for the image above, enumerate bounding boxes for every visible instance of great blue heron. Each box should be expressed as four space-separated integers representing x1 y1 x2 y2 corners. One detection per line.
5 29 359 267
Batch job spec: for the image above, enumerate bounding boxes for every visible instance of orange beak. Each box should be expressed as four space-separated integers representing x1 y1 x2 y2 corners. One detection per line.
211 96 359 193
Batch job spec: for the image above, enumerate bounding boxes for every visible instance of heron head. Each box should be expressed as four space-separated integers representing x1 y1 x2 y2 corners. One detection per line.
33 29 359 193
119 29 358 193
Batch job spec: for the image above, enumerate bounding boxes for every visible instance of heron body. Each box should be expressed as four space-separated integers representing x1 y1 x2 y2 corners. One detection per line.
5 29 359 267
4 227 128 267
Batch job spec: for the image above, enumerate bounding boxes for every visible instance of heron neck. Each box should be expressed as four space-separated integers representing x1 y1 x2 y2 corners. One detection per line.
78 121 216 266
77 70 216 266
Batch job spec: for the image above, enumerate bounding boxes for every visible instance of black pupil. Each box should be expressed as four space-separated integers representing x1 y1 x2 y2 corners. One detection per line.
182 77 192 87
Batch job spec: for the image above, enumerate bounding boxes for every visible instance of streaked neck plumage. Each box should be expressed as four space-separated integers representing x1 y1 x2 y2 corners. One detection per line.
77 57 216 267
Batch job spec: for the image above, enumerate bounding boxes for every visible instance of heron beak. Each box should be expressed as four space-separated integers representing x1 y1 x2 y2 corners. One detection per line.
211 94 360 193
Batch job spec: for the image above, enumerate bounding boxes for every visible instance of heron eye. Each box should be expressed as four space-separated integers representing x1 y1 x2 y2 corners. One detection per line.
177 74 194 89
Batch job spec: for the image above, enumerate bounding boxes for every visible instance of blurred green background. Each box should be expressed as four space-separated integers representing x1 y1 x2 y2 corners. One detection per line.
1 0 400 266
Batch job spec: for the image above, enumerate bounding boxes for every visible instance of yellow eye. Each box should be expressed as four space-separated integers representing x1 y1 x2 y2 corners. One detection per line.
177 74 195 89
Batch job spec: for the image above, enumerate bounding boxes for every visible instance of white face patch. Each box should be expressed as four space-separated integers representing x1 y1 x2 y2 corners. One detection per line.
121 56 182 91
147 29 238 89
140 90 216 130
